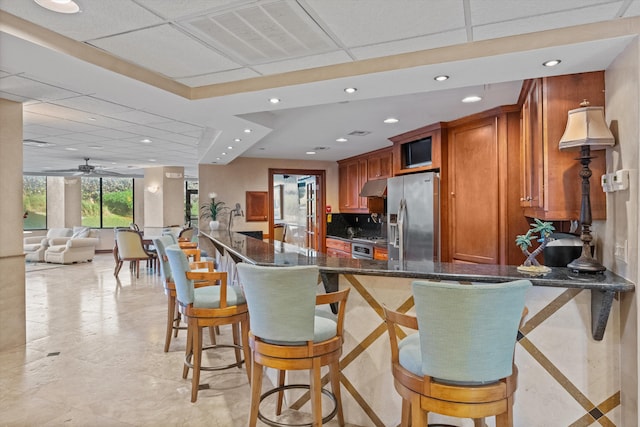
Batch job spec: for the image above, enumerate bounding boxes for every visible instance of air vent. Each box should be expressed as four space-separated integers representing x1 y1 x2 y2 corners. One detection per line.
182 0 336 65
312 146 329 151
347 130 371 136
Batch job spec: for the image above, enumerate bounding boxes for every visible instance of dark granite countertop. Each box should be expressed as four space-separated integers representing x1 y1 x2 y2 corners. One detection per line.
203 231 634 292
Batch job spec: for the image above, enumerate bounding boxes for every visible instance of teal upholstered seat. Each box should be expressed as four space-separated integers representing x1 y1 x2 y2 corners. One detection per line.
385 279 531 426
165 245 250 402
236 263 349 427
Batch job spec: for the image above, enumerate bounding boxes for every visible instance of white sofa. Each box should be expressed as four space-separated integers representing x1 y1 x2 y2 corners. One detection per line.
44 227 100 264
24 227 72 262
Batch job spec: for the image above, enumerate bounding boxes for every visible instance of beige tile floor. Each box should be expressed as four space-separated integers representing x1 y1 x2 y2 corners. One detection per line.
2 254 359 427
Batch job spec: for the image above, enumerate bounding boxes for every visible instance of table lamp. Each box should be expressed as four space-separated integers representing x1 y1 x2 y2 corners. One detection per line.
558 100 615 273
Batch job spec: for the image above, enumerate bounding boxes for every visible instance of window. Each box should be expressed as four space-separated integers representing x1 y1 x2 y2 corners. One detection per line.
81 177 134 228
23 176 47 230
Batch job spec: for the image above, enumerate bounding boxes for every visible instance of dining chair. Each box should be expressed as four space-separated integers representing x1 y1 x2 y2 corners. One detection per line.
154 236 214 352
384 280 531 427
165 245 251 402
114 229 156 278
236 263 350 426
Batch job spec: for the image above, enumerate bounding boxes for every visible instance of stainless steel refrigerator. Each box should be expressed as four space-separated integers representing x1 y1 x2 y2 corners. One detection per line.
387 171 440 265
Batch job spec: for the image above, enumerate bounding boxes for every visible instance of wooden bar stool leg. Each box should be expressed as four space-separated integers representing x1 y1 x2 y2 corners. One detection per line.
241 318 251 382
310 358 322 426
249 358 263 427
191 323 202 402
329 360 344 426
183 320 193 379
173 304 181 338
208 326 217 345
231 323 242 367
164 294 176 352
276 370 286 415
474 418 488 427
411 394 426 426
400 398 411 427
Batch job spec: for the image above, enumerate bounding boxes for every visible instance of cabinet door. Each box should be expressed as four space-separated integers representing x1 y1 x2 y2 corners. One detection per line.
449 118 500 264
246 191 268 221
368 150 393 179
358 158 368 209
520 79 543 209
339 160 360 212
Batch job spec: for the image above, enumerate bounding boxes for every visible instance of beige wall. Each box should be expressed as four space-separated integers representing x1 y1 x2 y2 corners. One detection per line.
0 98 26 349
604 37 639 426
199 157 339 234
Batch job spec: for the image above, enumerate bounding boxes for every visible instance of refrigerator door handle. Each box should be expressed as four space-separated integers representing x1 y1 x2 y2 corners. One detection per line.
398 199 406 264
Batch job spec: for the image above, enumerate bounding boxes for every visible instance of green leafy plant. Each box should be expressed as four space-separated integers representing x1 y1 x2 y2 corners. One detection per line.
516 218 556 267
200 192 228 221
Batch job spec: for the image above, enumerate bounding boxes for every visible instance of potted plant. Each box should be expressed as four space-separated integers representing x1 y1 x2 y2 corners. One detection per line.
515 218 555 274
200 192 228 231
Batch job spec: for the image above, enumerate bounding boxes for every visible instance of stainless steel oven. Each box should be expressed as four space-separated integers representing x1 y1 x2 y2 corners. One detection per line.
351 239 374 259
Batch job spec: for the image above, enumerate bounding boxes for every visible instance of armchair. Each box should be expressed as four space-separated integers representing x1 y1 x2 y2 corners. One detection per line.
44 227 99 264
24 227 72 262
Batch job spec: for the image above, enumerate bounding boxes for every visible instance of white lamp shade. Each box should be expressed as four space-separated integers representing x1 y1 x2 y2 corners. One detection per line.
558 106 615 150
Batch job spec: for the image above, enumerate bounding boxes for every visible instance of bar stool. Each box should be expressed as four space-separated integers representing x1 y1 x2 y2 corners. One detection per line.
166 245 251 402
384 280 531 427
236 263 349 427
153 236 214 352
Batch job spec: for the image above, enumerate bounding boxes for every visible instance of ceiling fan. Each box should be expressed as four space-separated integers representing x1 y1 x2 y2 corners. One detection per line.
46 157 125 177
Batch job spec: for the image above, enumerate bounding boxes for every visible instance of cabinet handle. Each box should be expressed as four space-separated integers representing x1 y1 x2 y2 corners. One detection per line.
450 192 455 197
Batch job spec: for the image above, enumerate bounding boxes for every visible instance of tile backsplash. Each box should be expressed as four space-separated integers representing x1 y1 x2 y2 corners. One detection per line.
326 213 386 239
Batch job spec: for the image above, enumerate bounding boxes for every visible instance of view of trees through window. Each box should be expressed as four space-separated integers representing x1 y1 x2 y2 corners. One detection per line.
81 177 134 228
23 176 47 230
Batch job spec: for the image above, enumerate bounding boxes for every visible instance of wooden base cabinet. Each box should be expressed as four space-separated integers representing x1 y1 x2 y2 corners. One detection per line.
520 71 607 220
326 238 351 258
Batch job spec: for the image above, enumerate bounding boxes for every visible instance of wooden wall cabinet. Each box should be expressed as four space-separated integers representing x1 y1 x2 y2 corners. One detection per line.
337 147 392 213
389 122 444 176
245 191 268 221
519 71 607 220
326 238 351 258
373 246 388 261
445 107 527 266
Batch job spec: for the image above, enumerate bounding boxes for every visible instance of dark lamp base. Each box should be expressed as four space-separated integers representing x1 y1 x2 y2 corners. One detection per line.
567 253 606 273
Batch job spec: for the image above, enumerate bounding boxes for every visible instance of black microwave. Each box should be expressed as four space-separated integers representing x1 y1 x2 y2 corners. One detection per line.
402 136 432 168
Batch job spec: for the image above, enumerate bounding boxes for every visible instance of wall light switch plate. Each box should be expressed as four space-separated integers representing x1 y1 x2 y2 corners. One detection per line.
613 169 630 191
601 174 614 192
614 240 628 263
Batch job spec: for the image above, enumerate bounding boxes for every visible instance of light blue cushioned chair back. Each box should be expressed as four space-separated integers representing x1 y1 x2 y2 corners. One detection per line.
153 235 177 282
412 280 531 383
165 245 195 305
161 230 178 245
236 263 318 343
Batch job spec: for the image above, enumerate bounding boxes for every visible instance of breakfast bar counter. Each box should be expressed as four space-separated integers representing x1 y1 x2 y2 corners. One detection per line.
201 231 634 426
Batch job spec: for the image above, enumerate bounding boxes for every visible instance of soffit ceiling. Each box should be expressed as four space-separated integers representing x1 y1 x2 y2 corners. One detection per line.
0 0 638 177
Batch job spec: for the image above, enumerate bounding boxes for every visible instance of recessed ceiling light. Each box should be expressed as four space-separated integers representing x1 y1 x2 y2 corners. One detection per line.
88 145 103 149
222 152 227 156
344 87 357 94
227 146 233 150
34 0 80 13
216 157 221 160
243 129 252 133
65 147 78 151
88 117 97 121
384 117 399 124
140 138 152 143
543 59 561 67
306 151 316 155
336 137 348 142
434 75 449 81
149 159 156 162
234 138 241 142
462 95 482 103
269 98 280 104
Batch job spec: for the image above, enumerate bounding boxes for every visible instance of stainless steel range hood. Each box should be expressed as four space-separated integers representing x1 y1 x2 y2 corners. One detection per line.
359 178 387 197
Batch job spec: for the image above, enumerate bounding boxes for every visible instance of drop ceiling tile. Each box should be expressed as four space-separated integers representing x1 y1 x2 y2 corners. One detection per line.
117 124 174 138
351 29 468 60
473 3 626 40
102 109 172 125
304 0 465 47
89 24 242 78
86 129 141 139
177 68 260 87
469 0 622 25
158 134 199 145
25 103 94 121
52 96 133 115
61 133 112 143
0 75 79 101
144 120 202 134
0 90 29 102
624 0 640 16
0 0 164 41
133 0 238 20
22 124 71 137
253 50 352 75
0 70 10 77
40 120 106 133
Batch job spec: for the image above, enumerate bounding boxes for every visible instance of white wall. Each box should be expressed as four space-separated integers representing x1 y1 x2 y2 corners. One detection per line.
604 36 640 426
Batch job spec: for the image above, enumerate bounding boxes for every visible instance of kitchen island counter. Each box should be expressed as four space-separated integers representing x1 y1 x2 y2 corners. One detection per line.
201 230 633 426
